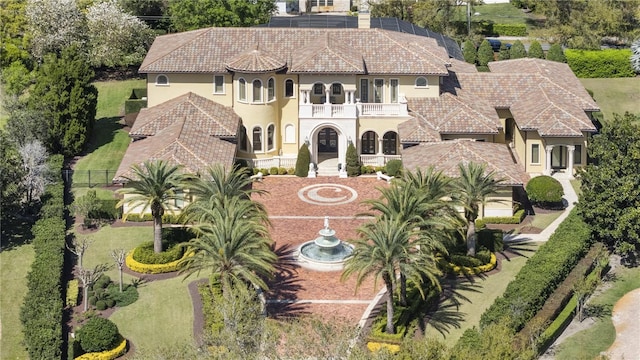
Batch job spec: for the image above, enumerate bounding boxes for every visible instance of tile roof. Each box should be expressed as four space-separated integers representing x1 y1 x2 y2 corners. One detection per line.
225 47 287 73
139 28 450 75
401 140 529 186
114 92 240 183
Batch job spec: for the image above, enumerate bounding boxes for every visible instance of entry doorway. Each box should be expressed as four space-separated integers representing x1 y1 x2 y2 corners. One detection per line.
317 128 338 154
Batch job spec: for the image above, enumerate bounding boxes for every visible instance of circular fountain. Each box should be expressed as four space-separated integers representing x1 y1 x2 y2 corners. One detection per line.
298 216 354 271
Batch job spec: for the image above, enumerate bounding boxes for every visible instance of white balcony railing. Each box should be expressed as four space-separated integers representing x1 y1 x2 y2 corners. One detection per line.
237 156 298 170
299 102 408 119
360 154 402 166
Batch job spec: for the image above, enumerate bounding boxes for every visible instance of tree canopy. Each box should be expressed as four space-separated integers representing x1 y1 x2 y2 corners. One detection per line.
169 0 277 32
577 113 640 252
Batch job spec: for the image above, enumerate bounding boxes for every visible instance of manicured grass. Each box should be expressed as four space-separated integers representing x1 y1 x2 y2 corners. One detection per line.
554 266 640 360
425 242 540 346
72 79 145 186
471 3 540 26
580 78 640 123
77 225 205 351
570 179 582 199
529 211 563 230
0 244 34 360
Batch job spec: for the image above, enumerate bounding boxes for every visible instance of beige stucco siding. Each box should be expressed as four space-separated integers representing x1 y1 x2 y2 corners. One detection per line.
525 132 544 174
146 73 233 107
485 188 514 217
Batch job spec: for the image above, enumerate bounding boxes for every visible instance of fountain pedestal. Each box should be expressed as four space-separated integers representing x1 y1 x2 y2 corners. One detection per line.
297 217 353 271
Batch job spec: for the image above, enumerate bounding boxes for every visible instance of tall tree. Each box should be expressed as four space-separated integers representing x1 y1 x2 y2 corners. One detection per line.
179 196 277 298
498 43 510 61
116 160 188 253
18 140 50 204
510 40 527 59
462 40 477 64
86 0 155 68
25 0 85 60
528 40 544 59
0 131 25 216
342 218 414 334
477 39 494 67
546 43 567 63
453 162 502 256
169 0 277 31
28 45 97 156
0 0 31 67
578 113 640 252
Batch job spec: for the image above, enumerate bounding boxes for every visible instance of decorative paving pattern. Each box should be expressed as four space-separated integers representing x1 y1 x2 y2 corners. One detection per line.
298 183 358 206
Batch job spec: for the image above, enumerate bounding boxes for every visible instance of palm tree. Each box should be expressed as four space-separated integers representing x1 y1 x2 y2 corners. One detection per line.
181 164 267 224
453 162 503 256
342 219 406 334
116 160 188 253
178 196 277 299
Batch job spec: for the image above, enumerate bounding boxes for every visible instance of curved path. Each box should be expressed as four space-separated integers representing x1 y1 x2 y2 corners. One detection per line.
606 288 640 360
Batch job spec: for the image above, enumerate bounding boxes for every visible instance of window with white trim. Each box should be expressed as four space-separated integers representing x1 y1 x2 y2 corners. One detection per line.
285 79 294 97
415 77 428 88
213 75 224 94
390 79 399 103
313 83 324 95
284 124 295 143
267 78 275 102
238 125 248 151
374 79 384 103
252 79 262 103
155 74 169 86
531 144 540 164
252 127 263 152
573 145 582 164
239 78 247 102
267 124 275 151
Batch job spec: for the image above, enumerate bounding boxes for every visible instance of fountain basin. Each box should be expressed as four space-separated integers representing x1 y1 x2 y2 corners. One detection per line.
297 241 354 271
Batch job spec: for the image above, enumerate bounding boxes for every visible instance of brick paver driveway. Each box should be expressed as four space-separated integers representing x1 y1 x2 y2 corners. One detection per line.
252 176 389 324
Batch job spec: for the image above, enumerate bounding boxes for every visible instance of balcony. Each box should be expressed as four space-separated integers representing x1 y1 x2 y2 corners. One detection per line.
298 102 408 119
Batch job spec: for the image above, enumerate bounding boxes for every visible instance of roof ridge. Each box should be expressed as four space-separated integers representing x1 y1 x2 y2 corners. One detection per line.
186 94 236 136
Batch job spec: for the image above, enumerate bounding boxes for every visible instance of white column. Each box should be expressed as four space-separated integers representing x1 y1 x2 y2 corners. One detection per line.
324 85 330 104
566 145 575 178
544 145 553 175
377 136 384 155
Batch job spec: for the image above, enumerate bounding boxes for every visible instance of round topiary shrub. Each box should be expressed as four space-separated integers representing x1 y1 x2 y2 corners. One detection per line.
526 175 564 208
106 298 116 308
270 167 279 175
96 300 108 311
76 317 121 353
88 296 98 306
385 160 403 177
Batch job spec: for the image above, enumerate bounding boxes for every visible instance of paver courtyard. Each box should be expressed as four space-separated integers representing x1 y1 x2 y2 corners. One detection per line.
253 176 389 324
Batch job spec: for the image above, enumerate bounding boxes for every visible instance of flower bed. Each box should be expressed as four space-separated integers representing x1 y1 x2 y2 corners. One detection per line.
125 251 187 274
450 253 497 276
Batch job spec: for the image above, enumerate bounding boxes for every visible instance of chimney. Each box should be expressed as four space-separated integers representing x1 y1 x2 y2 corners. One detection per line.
358 3 370 29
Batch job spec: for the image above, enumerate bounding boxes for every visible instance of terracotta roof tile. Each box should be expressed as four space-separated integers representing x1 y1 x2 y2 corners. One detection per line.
402 140 529 186
225 48 287 73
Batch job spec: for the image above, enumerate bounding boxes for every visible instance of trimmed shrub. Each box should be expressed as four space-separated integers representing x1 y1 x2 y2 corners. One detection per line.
493 23 527 37
122 213 181 223
76 317 121 353
528 41 544 59
463 39 477 64
125 251 186 274
479 209 591 332
106 284 139 307
295 144 311 177
96 300 108 311
269 167 279 175
526 176 564 207
498 43 510 60
476 209 526 228
346 142 360 177
132 240 184 265
477 40 494 66
385 160 403 177
67 279 79 307
546 44 567 63
75 338 127 360
510 40 527 59
278 167 287 175
566 49 635 78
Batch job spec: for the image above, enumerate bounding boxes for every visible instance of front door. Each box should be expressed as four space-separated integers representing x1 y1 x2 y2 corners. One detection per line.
551 146 566 169
317 128 338 153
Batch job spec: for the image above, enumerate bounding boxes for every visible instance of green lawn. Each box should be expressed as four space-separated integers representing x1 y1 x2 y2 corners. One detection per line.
470 3 542 26
580 78 640 123
72 79 145 186
555 266 640 360
425 242 540 346
77 225 206 351
0 244 34 360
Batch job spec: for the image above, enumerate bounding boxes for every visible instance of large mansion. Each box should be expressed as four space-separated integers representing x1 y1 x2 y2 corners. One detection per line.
114 15 599 217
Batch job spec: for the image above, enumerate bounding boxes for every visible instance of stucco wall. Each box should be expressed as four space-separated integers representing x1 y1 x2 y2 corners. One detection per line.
146 73 233 107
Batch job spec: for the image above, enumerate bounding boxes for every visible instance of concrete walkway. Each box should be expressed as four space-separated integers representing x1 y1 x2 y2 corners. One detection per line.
504 175 578 244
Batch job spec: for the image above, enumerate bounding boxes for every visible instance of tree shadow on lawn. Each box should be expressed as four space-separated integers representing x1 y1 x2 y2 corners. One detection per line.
81 116 124 157
0 209 36 251
421 279 483 337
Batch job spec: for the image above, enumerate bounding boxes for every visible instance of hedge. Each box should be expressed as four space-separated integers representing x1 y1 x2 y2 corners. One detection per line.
479 209 591 332
67 279 80 307
476 209 526 228
566 49 635 78
74 338 127 360
367 342 401 354
19 154 66 360
449 253 497 276
125 251 188 274
493 24 527 37
122 213 181 223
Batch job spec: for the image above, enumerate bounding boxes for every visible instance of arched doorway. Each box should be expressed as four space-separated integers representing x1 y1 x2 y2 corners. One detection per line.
317 128 338 159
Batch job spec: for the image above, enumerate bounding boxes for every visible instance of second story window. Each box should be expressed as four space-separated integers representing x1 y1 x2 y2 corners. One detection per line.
390 79 399 103
155 74 169 86
213 75 224 94
267 124 275 151
285 79 294 97
313 83 324 95
253 79 262 103
415 77 428 88
239 78 247 101
267 78 275 102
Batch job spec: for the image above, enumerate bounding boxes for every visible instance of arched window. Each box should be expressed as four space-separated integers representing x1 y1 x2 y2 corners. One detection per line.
267 78 275 101
284 124 295 143
238 125 248 151
284 79 294 97
361 131 376 154
383 132 398 155
415 77 428 88
253 79 262 103
252 127 262 152
155 74 169 85
267 124 275 151
313 83 324 95
239 78 247 101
